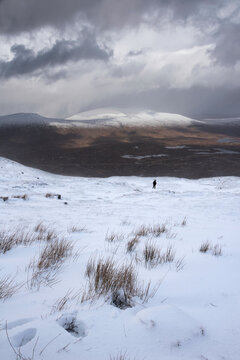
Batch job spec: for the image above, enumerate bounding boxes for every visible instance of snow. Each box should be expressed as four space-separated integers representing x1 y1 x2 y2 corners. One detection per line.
0 157 240 359
122 154 167 160
66 108 202 127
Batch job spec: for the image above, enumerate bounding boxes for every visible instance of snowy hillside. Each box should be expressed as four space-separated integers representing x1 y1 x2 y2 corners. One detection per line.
0 157 240 359
66 108 202 127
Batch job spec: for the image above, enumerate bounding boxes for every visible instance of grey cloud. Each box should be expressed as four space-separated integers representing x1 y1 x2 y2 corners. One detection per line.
127 49 146 57
88 85 240 119
0 0 225 34
0 32 112 79
210 22 240 65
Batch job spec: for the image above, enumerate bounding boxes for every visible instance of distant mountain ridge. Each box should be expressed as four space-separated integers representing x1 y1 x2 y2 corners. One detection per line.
0 109 201 128
0 113 60 126
1 109 240 129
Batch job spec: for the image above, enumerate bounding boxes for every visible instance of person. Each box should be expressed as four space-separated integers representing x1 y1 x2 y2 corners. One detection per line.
153 179 157 189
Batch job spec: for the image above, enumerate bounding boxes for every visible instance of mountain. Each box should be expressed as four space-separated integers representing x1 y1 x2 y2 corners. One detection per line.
0 109 240 178
0 113 66 127
66 108 202 127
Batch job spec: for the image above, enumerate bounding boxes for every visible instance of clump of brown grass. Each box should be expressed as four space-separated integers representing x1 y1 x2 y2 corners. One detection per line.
27 238 73 290
212 244 222 257
126 236 139 253
83 257 153 308
34 222 47 233
0 275 22 301
143 242 175 269
0 226 59 254
36 238 73 270
151 224 168 237
12 194 28 200
0 230 36 254
199 241 222 256
0 196 8 202
105 231 124 243
109 351 133 360
199 241 211 253
181 217 187 226
68 225 86 233
34 223 58 242
45 193 61 199
134 223 168 238
134 225 151 237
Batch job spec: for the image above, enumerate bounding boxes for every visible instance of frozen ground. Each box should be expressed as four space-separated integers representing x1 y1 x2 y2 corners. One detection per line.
0 157 240 360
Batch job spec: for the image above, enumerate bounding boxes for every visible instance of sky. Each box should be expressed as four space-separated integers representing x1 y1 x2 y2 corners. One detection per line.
0 0 240 119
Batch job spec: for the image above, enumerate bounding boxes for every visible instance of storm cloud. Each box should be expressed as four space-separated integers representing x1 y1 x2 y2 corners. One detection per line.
0 0 240 117
0 0 225 34
0 31 112 79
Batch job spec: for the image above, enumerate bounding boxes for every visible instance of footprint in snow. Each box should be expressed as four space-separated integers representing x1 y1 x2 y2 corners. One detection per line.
11 328 37 347
57 314 87 338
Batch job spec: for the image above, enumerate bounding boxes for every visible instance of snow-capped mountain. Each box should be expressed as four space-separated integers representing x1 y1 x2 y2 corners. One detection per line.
66 108 202 127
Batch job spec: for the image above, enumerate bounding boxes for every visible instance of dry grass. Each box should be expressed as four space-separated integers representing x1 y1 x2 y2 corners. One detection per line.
105 231 124 243
181 217 187 226
27 238 73 290
12 194 28 200
83 257 153 308
0 275 22 301
0 196 8 202
51 289 80 314
34 223 58 242
0 230 36 254
143 242 175 269
109 352 133 360
68 225 86 233
126 236 139 253
0 225 59 254
45 193 61 199
175 257 185 272
212 244 222 257
199 241 211 253
27 267 60 290
199 241 222 256
134 223 168 238
35 238 73 270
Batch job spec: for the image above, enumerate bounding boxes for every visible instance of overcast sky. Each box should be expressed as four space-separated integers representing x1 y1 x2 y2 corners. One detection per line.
0 0 240 118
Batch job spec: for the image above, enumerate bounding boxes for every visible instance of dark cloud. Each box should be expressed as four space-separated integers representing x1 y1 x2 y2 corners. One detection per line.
0 31 112 79
127 49 146 57
211 22 240 65
0 0 224 34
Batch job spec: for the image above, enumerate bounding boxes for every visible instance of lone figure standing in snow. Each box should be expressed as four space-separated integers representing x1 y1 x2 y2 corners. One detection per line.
153 179 157 189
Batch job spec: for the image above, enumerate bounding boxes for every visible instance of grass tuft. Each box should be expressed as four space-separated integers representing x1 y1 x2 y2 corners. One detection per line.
0 276 22 301
143 242 175 269
126 236 139 253
83 257 153 308
105 231 124 243
199 241 211 253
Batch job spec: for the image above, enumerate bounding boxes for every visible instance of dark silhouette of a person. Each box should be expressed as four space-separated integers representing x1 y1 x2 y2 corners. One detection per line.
153 179 157 189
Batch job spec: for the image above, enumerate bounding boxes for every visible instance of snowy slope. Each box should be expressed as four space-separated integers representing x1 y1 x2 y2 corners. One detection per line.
0 157 240 360
66 108 202 127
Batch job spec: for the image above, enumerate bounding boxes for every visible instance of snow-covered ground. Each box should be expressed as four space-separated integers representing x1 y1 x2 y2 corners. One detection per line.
0 157 240 360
